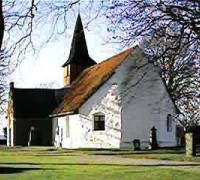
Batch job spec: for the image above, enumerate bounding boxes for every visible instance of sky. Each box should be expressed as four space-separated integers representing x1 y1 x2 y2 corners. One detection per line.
0 8 125 135
10 29 119 88
9 8 122 88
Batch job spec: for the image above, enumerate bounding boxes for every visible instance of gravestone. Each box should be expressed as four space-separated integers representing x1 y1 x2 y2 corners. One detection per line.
133 139 140 150
28 126 40 146
149 126 158 150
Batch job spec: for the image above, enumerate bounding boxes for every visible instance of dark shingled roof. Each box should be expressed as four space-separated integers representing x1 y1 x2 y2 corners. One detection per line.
53 47 134 115
62 14 96 67
13 88 69 118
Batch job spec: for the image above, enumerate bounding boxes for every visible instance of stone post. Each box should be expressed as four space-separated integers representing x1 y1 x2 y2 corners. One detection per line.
185 126 197 157
149 126 158 150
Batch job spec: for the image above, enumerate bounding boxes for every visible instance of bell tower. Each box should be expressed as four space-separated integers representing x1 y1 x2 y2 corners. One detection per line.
62 14 96 86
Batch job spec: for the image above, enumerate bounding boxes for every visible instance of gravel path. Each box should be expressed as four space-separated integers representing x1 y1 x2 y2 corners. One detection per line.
67 155 200 168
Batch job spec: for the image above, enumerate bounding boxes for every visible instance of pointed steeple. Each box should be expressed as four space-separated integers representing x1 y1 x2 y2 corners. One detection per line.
63 14 96 86
62 14 96 67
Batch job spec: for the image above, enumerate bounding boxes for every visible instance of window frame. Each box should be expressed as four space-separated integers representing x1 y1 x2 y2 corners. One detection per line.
167 114 173 132
93 113 105 131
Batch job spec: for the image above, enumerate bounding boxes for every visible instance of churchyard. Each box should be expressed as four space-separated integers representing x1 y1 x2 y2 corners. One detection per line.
0 146 200 179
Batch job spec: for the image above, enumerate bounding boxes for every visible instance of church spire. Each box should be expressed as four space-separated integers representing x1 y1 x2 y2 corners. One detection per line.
62 13 96 67
63 14 96 86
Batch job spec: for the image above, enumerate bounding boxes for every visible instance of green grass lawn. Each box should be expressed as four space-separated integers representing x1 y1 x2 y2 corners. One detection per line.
0 146 200 180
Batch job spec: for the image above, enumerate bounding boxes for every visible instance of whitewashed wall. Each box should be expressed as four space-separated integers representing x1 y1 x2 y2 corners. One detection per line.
54 115 81 148
7 95 14 147
7 121 14 147
55 82 122 149
55 47 177 149
117 48 177 148
79 83 122 148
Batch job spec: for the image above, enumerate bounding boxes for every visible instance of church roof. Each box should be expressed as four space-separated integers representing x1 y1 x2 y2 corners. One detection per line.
62 14 96 67
53 47 134 115
12 88 68 118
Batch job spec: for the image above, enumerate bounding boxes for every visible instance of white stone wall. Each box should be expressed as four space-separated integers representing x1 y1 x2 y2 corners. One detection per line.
55 115 81 148
56 83 122 149
79 83 122 148
55 47 177 149
7 96 14 147
117 48 177 148
7 121 14 147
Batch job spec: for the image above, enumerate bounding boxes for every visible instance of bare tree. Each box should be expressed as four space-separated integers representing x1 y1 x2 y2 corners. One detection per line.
0 0 38 115
3 0 198 127
0 0 6 114
0 0 85 114
0 0 4 51
105 0 200 126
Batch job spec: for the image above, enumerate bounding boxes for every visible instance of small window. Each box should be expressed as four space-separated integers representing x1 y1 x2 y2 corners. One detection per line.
167 114 172 132
93 114 105 131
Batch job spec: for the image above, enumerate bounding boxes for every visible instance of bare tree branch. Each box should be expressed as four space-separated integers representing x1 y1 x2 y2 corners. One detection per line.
105 0 200 126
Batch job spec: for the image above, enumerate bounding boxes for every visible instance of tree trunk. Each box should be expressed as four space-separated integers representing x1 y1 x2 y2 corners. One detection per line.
0 0 4 51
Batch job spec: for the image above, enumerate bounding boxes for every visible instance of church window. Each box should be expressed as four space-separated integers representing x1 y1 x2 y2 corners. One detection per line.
93 113 105 131
167 114 172 132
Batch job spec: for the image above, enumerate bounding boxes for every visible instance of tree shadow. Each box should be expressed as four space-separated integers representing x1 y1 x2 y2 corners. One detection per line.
34 154 78 156
0 167 44 174
77 147 187 156
1 162 200 168
91 150 186 156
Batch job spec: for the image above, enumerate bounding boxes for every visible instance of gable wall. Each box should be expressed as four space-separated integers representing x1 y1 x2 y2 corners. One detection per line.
79 47 177 149
118 48 177 148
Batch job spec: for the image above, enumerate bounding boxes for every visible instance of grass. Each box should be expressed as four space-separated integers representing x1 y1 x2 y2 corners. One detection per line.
0 146 200 179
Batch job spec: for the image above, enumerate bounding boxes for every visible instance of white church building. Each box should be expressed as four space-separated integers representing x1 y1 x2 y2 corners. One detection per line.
7 14 178 149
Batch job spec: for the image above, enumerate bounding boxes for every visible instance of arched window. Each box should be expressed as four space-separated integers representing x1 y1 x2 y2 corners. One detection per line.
93 113 105 131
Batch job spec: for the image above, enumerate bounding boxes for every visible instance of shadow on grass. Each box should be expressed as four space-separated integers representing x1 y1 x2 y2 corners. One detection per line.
0 167 45 174
91 150 185 156
90 147 200 156
34 154 78 157
80 147 187 156
1 146 200 158
1 162 200 167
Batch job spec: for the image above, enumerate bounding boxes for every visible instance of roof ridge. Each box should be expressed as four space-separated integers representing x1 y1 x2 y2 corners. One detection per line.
13 87 67 91
91 46 135 68
53 46 137 115
70 47 135 86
